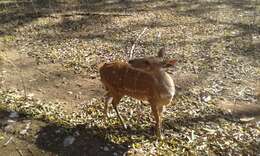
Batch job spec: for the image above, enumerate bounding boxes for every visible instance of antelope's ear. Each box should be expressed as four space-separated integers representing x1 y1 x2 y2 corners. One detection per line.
163 59 177 68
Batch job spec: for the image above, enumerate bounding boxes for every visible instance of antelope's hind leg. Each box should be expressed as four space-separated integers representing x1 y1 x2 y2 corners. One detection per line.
111 96 127 129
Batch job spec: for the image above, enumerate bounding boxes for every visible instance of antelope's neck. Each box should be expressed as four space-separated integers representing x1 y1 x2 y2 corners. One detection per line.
154 69 174 85
154 69 175 96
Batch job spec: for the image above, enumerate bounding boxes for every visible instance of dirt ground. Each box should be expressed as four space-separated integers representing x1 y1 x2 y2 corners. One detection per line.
0 0 260 155
1 47 104 113
1 33 260 156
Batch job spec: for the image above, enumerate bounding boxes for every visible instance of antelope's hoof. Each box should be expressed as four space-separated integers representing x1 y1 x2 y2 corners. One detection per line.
156 130 164 140
157 134 164 140
122 124 128 130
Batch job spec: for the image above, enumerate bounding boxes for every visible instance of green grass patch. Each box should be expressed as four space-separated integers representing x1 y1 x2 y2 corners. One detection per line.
0 35 16 43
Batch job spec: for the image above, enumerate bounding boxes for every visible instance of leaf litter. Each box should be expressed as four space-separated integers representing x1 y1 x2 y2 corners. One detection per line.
0 0 260 155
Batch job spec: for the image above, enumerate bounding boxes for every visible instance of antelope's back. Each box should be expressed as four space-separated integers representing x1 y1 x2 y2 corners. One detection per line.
100 61 126 88
99 62 156 99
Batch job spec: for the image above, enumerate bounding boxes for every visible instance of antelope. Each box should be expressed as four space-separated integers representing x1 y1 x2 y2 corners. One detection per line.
99 48 176 139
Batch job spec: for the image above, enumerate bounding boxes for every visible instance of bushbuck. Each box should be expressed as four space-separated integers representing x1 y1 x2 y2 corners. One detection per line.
99 49 176 139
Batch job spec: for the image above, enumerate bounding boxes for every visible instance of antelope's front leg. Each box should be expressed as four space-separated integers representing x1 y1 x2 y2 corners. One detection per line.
151 103 163 140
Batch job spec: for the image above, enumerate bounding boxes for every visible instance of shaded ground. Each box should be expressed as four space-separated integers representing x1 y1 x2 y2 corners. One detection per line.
0 0 260 155
0 110 50 156
0 110 129 156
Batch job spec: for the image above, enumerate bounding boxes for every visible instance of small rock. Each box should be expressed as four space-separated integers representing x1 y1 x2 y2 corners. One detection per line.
63 136 75 147
55 129 61 134
7 119 16 123
0 135 4 140
27 93 34 97
74 131 80 136
62 77 67 83
90 74 96 79
67 91 73 95
256 136 260 143
20 129 27 135
201 94 211 102
9 111 19 118
20 122 31 135
4 125 14 132
240 117 255 122
103 146 109 152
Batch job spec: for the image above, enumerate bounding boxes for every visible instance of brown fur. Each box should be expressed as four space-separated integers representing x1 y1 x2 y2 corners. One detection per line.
99 52 176 139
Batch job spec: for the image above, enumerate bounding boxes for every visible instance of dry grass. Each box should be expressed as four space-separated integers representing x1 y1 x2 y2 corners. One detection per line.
0 0 260 155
